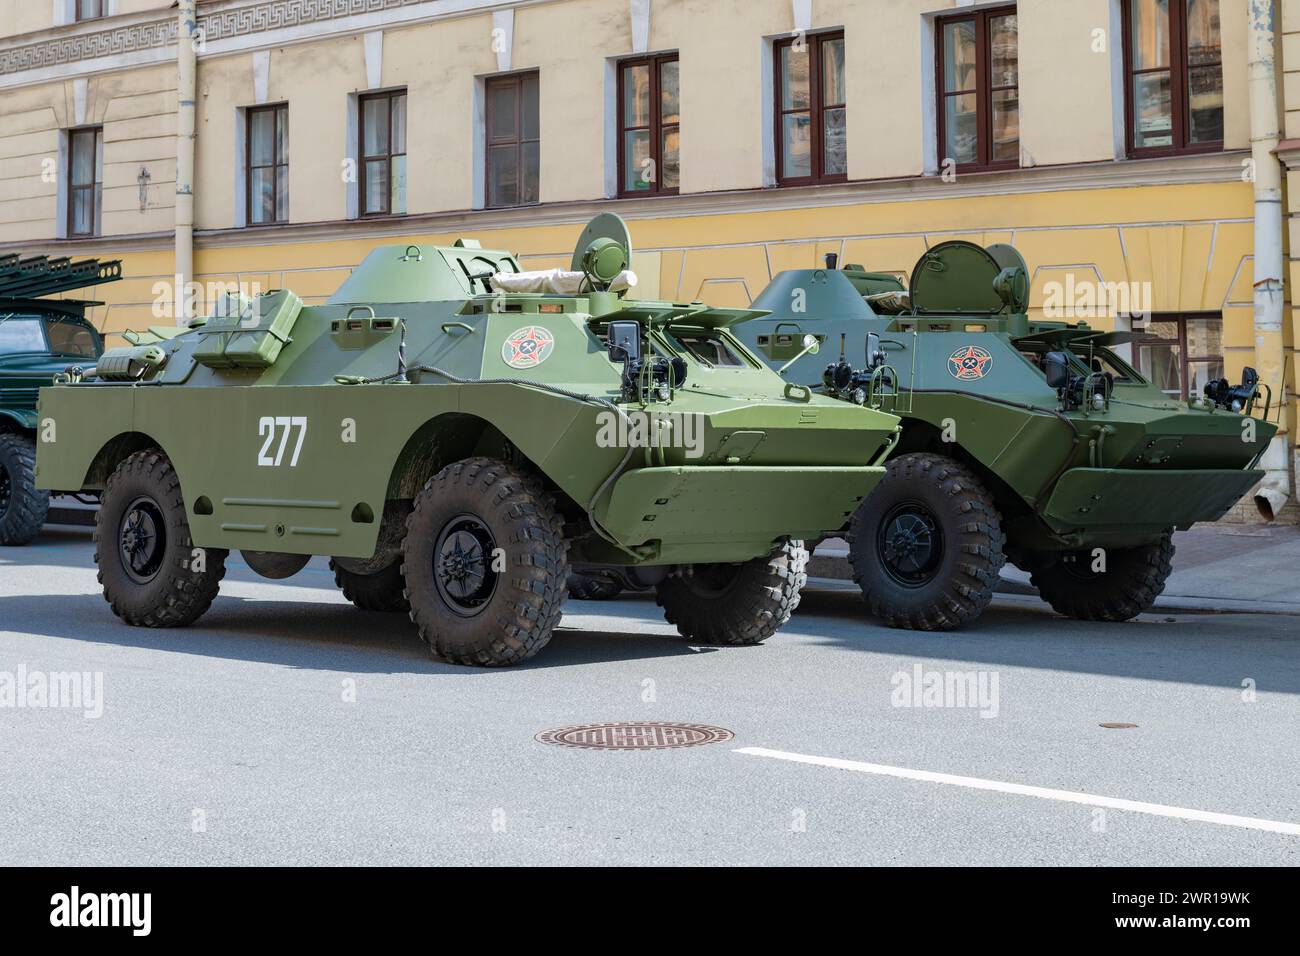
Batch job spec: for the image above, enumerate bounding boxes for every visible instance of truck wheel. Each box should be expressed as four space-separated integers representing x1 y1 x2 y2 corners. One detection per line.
1030 534 1174 622
567 574 624 600
0 433 48 546
330 558 410 612
848 453 1005 631
94 450 227 627
656 539 808 645
402 458 568 666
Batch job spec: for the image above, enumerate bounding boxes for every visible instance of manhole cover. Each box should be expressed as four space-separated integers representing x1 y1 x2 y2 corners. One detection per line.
535 721 734 750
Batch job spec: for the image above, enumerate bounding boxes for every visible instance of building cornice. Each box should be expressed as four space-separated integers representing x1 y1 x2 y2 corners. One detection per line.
1274 138 1300 168
0 152 1253 258
0 0 551 90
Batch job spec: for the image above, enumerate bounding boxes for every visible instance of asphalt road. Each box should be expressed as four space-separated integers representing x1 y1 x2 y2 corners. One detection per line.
2 527 1298 866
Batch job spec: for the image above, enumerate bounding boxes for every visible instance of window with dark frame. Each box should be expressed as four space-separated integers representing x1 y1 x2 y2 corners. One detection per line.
360 90 407 217
75 0 105 22
1124 0 1223 156
936 7 1019 172
618 54 679 196
1133 314 1224 400
774 31 846 185
67 126 102 238
485 72 540 208
246 104 288 226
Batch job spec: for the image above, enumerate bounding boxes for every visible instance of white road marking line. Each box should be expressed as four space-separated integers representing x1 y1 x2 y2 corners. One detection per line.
734 747 1300 837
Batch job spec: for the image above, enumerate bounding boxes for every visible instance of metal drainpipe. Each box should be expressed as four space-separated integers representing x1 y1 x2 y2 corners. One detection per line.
1248 0 1290 519
175 0 198 327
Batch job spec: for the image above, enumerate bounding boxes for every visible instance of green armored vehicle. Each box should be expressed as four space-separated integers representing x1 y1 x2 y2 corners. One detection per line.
737 241 1275 630
35 215 901 666
0 254 116 545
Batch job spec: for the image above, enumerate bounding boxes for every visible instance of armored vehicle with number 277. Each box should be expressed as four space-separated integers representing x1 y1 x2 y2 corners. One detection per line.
35 215 902 666
738 241 1275 630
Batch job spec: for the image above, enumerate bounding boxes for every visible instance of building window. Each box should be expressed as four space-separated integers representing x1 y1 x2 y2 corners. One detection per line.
67 126 102 238
75 0 105 21
246 104 288 226
485 73 540 208
618 54 679 196
1133 314 1223 400
360 90 407 217
1124 0 1223 155
936 7 1019 171
774 31 845 185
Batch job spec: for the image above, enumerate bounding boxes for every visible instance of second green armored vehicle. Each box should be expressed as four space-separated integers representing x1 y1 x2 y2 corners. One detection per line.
0 253 116 545
35 215 901 666
737 241 1275 630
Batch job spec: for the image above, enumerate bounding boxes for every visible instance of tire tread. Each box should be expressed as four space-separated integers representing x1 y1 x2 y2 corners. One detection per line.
0 433 48 546
656 540 808 645
849 452 1005 631
94 449 225 627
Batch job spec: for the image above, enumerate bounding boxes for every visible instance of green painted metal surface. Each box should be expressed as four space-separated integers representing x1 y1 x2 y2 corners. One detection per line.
740 239 1278 553
35 217 901 569
1041 467 1266 531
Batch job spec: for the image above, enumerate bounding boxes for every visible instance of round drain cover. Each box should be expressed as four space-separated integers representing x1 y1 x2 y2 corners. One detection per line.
536 721 734 751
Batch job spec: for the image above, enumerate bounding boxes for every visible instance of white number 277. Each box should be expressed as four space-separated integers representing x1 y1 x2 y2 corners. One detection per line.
257 416 308 467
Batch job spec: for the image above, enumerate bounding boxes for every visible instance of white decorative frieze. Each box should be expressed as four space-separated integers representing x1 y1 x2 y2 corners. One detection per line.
1 0 433 77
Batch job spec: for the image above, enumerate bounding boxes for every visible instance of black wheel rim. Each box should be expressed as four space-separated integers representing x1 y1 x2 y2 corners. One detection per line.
877 501 945 588
0 462 11 518
119 495 168 584
433 513 499 617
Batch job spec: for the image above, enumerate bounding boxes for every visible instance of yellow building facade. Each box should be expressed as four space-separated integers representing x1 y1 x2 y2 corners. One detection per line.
0 0 1297 519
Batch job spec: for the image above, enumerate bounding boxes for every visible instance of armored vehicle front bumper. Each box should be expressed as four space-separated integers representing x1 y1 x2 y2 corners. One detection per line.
1041 467 1264 533
593 463 883 564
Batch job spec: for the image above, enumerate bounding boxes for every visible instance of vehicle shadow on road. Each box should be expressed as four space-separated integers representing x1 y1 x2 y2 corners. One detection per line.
0 590 714 674
790 587 1300 694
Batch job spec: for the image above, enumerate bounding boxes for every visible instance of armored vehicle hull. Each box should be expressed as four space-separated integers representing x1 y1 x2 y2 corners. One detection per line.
37 216 900 665
738 241 1276 630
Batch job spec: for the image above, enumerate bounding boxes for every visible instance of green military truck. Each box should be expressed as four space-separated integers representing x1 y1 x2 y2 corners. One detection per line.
0 254 116 545
34 215 902 666
737 241 1275 630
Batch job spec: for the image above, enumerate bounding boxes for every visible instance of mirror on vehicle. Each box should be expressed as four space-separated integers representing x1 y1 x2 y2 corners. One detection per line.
802 333 821 355
867 331 882 368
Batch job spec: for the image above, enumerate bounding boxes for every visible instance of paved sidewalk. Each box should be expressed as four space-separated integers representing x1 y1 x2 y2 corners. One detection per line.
810 524 1300 614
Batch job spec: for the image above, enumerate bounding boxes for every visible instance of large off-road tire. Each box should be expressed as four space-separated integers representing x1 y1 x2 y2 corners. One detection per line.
330 558 410 612
0 433 48 546
567 573 624 600
402 457 568 667
94 449 227 627
848 452 1005 631
1030 534 1174 622
656 539 808 645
